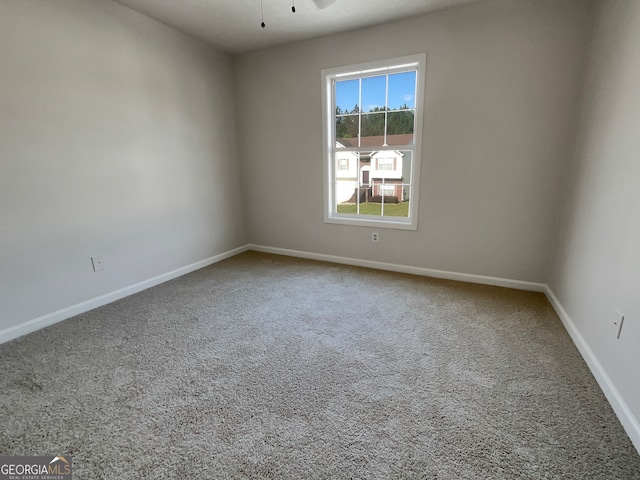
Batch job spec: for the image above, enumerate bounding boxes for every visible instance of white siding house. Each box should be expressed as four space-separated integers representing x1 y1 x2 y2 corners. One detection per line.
335 137 411 204
335 142 359 203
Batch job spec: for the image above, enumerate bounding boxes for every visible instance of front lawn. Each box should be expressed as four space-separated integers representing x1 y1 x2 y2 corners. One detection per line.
337 201 409 217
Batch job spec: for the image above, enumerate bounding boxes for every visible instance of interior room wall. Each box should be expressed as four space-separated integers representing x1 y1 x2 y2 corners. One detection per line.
549 0 640 447
233 0 594 284
0 0 246 333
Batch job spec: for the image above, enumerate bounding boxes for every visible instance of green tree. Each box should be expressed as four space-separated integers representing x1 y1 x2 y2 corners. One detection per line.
336 104 360 139
336 104 414 141
361 112 384 137
387 107 414 135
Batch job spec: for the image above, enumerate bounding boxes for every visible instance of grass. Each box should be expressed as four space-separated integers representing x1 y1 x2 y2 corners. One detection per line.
337 202 409 217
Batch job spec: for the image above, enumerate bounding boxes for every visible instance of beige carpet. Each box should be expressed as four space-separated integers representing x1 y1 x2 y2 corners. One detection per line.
1 251 639 478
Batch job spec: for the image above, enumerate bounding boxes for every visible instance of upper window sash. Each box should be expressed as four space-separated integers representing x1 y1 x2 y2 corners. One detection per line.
334 63 419 80
332 145 415 153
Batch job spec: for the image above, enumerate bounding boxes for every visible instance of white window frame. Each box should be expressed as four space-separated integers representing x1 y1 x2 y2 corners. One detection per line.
322 53 426 231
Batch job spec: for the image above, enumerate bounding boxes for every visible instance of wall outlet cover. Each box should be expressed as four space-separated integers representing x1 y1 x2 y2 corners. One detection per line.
91 256 107 272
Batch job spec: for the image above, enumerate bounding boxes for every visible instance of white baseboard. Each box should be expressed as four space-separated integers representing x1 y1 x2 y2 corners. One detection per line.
0 244 250 345
248 244 639 452
4 242 637 454
544 286 640 453
248 244 546 292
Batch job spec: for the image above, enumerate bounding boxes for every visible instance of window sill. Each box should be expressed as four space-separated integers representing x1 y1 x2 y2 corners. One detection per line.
325 214 417 231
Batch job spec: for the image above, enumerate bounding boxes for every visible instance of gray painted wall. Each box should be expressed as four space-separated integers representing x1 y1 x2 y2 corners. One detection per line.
233 0 593 283
0 0 246 331
1 0 638 454
550 0 640 438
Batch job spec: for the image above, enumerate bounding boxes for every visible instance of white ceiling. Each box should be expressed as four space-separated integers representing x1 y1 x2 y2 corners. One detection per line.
113 0 487 54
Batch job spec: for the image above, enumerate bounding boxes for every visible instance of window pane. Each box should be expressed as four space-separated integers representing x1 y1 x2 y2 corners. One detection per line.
388 71 416 110
372 152 400 179
381 184 396 196
401 151 413 186
373 150 410 218
383 183 410 218
361 113 385 147
335 151 360 213
335 115 359 147
336 79 359 114
335 151 357 177
361 75 386 113
354 201 381 216
335 180 358 213
386 110 414 145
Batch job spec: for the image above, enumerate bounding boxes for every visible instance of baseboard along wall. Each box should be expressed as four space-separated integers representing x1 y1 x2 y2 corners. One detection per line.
0 245 250 345
1 242 637 454
248 244 639 452
248 244 547 292
543 287 640 453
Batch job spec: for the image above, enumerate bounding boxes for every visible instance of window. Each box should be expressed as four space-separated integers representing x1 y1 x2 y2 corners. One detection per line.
377 157 395 171
322 54 425 230
380 185 396 197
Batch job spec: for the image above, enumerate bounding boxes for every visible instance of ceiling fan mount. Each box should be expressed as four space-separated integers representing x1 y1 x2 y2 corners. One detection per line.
311 0 337 8
261 0 337 28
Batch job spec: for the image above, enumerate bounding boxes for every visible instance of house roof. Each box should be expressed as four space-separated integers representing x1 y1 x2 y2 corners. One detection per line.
336 134 413 148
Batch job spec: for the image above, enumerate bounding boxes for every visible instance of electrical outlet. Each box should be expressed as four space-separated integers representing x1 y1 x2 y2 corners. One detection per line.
372 232 379 243
91 255 107 272
614 309 625 339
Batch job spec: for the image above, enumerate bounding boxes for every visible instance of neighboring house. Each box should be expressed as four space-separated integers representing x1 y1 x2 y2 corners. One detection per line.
370 150 405 200
335 142 359 204
335 134 412 204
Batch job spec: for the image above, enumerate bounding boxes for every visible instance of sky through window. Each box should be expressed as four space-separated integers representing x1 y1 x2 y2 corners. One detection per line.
336 71 416 113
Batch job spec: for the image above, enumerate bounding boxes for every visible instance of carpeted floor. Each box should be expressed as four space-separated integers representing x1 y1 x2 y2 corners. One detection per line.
1 251 639 479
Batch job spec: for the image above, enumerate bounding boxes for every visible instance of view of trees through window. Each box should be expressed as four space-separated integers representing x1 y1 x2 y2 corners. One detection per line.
335 105 414 140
